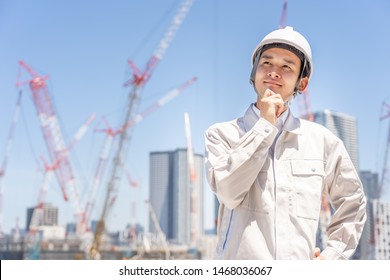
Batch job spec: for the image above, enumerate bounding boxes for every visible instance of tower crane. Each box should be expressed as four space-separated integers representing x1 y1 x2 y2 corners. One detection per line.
379 101 390 199
24 113 95 260
83 117 117 231
0 90 22 238
126 168 139 188
16 61 89 235
298 89 314 121
88 0 196 259
184 112 199 246
184 112 197 183
146 200 170 259
26 113 95 238
84 78 195 231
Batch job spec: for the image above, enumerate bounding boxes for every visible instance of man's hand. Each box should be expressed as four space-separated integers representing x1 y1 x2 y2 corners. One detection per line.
257 89 285 125
314 247 326 260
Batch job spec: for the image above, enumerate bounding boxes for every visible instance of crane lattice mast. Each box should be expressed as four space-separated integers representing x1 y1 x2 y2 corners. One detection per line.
17 61 88 234
89 0 196 259
27 113 95 237
84 78 195 228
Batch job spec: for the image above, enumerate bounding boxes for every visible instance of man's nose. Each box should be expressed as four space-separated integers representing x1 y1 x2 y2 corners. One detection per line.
267 71 280 78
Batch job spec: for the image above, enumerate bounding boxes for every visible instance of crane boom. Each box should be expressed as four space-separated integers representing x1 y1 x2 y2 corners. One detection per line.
184 112 197 183
17 62 99 236
28 112 96 236
17 62 73 201
146 200 170 259
379 102 390 199
85 79 195 231
89 0 196 259
126 77 197 129
0 90 23 237
184 112 199 247
279 0 288 28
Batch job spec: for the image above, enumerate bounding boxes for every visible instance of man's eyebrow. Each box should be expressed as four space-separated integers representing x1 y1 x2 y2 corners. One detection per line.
283 58 297 65
260 54 297 65
260 54 273 60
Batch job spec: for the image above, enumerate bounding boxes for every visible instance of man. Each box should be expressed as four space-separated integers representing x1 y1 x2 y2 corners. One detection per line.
204 26 366 260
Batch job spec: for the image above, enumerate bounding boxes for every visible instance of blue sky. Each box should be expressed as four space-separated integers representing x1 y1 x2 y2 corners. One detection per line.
1 0 390 234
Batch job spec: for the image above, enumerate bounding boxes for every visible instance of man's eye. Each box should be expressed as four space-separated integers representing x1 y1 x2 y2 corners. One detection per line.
283 65 292 70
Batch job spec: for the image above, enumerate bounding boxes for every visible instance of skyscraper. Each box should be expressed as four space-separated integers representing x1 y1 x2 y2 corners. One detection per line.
312 110 359 169
26 203 58 231
358 171 380 259
312 109 359 169
149 148 204 245
312 110 360 254
371 199 390 259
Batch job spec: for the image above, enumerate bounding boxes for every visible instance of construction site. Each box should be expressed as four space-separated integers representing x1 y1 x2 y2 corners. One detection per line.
1 0 390 260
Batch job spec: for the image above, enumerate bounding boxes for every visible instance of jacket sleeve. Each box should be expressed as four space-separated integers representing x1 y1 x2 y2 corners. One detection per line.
322 131 367 260
204 118 277 210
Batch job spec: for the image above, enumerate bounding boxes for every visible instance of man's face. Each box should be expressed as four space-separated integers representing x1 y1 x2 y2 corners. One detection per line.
254 47 307 101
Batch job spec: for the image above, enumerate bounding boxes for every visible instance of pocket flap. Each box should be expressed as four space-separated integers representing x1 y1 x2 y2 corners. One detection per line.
291 159 325 176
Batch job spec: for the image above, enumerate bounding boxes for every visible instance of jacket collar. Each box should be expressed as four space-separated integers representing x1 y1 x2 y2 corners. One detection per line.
243 103 302 135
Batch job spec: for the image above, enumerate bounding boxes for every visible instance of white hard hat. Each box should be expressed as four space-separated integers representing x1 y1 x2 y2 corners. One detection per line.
251 26 313 80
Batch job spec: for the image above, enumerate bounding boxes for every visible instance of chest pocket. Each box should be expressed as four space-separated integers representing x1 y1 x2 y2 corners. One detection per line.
291 159 325 220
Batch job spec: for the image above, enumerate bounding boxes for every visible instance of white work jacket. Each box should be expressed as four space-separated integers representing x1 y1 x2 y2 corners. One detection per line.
204 104 367 259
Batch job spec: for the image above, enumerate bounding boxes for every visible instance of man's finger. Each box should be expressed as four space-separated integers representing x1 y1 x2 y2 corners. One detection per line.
314 247 321 257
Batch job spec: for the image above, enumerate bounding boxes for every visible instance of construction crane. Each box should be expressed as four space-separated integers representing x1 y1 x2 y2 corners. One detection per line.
184 112 197 183
298 89 314 121
27 113 95 238
83 117 117 231
125 169 140 245
88 0 196 259
279 0 288 29
184 112 199 247
84 79 195 232
24 113 95 260
16 61 90 235
0 90 22 238
378 101 390 199
146 200 170 259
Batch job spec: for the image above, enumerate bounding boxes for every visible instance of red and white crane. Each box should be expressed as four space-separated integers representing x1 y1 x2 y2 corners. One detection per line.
89 0 196 259
184 112 199 246
27 113 96 237
379 101 390 199
84 79 195 231
0 90 23 237
298 89 314 122
83 117 117 229
125 167 141 242
16 61 91 235
184 112 197 183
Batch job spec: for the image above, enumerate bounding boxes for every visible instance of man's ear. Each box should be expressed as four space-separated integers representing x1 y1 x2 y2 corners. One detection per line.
298 77 309 92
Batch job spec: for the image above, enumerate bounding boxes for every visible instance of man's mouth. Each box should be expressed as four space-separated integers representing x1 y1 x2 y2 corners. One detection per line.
264 80 282 87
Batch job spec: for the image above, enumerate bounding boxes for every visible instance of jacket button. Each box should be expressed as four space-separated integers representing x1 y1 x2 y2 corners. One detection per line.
265 128 270 133
311 168 316 172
